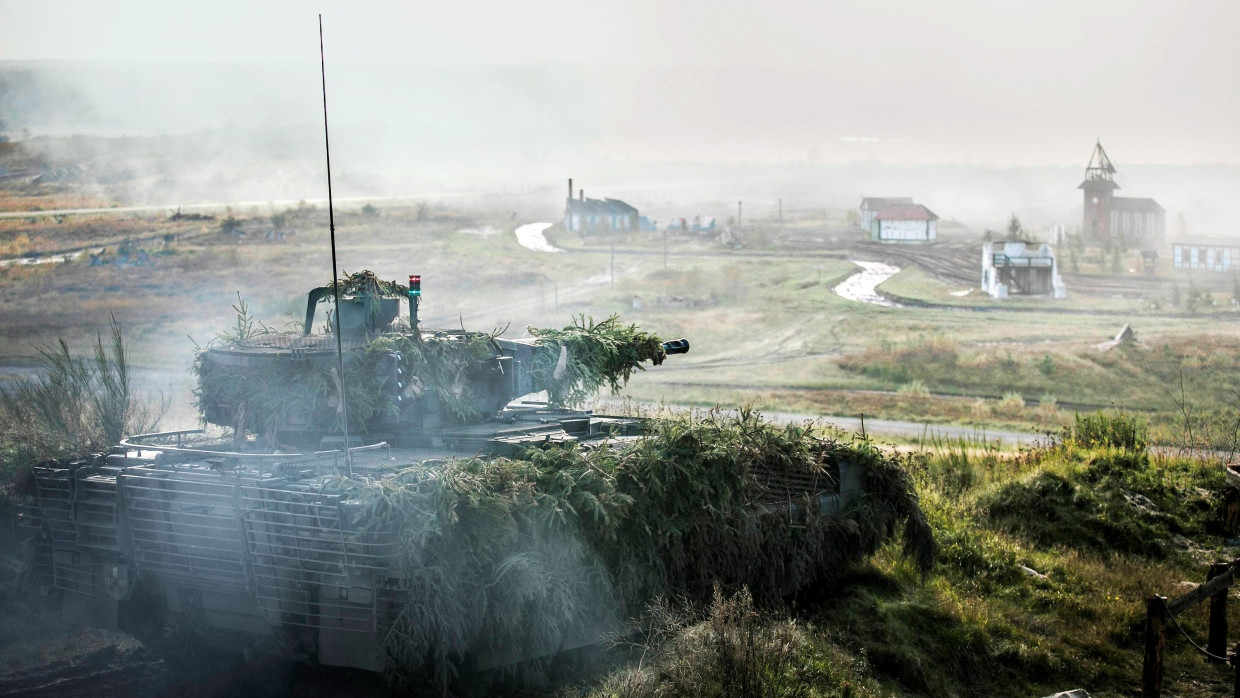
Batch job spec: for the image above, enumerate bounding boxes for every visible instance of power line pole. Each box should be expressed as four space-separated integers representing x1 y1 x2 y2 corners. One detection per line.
778 198 783 222
737 201 743 229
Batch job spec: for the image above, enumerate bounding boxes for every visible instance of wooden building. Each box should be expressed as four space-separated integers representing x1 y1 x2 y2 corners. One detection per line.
564 178 639 232
870 203 938 242
859 197 913 230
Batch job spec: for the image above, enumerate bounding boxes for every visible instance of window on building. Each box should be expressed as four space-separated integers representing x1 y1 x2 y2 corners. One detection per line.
1190 247 1199 269
1207 248 1215 268
1122 211 1131 233
1110 211 1119 235
1173 245 1183 268
1147 212 1155 233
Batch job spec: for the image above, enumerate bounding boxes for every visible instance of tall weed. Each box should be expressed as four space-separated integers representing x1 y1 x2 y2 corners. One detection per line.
0 319 166 476
1064 411 1147 452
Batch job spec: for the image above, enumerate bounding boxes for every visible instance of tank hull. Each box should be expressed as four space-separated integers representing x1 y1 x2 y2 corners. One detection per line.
20 409 647 672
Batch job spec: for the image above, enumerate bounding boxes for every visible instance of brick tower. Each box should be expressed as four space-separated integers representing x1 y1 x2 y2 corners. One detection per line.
1079 140 1119 242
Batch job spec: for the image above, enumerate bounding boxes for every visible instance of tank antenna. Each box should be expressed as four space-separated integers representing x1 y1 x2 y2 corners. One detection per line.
319 14 352 473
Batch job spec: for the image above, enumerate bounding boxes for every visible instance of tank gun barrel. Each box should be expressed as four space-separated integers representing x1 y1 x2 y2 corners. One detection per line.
661 339 690 356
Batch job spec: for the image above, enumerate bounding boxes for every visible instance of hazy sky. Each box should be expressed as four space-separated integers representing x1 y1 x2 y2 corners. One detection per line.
1 0 1238 166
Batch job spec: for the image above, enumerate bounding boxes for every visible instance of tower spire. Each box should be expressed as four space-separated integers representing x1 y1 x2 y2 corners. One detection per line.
1084 140 1116 180
1079 139 1119 191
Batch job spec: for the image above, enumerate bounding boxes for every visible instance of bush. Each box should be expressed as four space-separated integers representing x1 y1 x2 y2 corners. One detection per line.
982 449 1221 559
591 587 889 698
0 320 166 478
340 409 935 685
1064 411 1147 452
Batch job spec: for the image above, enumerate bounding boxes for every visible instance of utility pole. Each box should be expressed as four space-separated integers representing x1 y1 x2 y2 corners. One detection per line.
778 198 783 222
737 201 743 229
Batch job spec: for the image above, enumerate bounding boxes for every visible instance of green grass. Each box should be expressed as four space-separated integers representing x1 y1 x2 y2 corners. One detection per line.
581 418 1239 697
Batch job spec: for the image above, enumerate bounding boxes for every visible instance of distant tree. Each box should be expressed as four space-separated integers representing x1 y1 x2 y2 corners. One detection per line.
361 203 378 217
1007 213 1022 239
219 215 243 236
270 212 287 230
1037 353 1055 376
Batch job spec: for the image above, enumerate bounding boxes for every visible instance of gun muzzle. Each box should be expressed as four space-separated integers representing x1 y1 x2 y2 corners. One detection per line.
661 339 690 355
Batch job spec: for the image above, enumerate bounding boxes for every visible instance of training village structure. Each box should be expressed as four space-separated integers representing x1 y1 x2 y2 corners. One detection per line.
981 239 1067 299
1172 237 1240 272
859 197 938 243
1078 140 1165 248
563 178 639 232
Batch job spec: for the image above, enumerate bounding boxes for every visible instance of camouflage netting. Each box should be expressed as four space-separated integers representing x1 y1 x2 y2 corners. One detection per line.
191 331 502 436
336 409 936 686
192 309 669 438
525 314 667 406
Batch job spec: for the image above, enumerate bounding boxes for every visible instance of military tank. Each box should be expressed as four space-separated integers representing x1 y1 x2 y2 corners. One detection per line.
14 274 688 663
14 273 921 686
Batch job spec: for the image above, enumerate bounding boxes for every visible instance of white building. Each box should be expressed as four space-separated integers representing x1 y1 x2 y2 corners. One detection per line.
858 197 913 230
870 204 938 242
1172 237 1240 271
981 241 1066 299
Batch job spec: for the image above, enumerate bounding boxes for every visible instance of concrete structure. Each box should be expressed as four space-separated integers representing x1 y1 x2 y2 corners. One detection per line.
981 240 1066 299
870 203 938 242
1172 237 1240 271
1047 223 1067 246
1079 141 1165 247
859 197 913 230
564 178 639 232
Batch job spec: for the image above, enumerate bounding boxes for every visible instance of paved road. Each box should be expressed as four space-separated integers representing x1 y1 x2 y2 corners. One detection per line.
592 398 1046 446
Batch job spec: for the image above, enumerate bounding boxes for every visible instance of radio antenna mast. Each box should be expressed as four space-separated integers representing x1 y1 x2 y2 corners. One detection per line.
318 14 352 473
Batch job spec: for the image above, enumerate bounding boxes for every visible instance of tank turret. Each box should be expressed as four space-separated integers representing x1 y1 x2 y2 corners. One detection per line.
193 271 689 450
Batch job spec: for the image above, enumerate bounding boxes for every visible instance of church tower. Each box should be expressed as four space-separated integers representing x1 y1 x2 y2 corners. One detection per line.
1078 140 1119 241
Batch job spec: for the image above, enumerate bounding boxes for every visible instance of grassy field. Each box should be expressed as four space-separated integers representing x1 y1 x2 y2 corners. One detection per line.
7 167 1240 695
579 424 1240 698
2 186 1240 445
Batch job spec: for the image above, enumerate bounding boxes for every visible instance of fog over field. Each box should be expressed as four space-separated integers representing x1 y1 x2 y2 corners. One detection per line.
3 1 1239 197
7 3 1240 697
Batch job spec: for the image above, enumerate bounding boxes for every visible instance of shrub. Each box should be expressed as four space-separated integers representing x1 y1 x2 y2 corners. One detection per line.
898 379 930 397
1064 411 1147 452
0 320 166 476
341 409 935 685
1036 354 1055 377
592 587 889 698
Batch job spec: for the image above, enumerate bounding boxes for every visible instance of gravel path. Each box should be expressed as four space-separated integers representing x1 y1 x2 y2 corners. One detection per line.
832 260 903 307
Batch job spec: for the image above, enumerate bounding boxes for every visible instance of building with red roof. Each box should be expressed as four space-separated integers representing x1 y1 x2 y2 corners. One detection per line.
869 203 938 242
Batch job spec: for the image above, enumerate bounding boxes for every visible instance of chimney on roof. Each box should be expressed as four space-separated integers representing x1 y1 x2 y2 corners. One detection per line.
579 189 584 202
568 178 573 200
